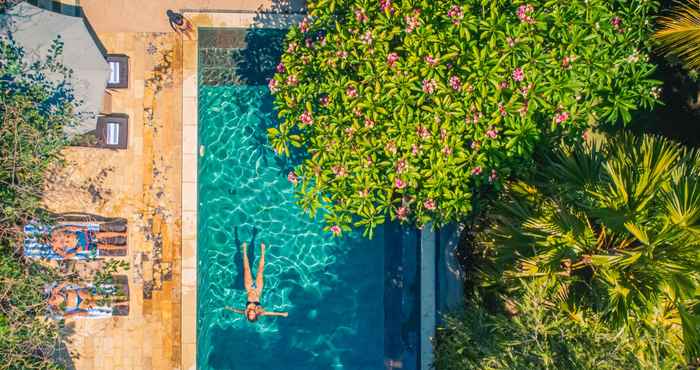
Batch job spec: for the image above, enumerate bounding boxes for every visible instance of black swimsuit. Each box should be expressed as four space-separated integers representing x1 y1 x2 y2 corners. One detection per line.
246 301 261 307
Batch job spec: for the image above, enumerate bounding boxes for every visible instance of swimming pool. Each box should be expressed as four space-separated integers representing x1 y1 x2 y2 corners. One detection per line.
197 28 420 370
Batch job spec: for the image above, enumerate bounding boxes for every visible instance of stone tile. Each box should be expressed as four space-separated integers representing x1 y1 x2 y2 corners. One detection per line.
182 267 196 287
182 238 196 269
182 124 198 155
182 180 197 211
182 97 197 126
182 314 196 344
182 211 197 240
182 153 197 183
182 343 196 370
182 73 198 99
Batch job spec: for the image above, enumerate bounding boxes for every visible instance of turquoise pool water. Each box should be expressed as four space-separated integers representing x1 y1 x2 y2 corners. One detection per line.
197 28 419 370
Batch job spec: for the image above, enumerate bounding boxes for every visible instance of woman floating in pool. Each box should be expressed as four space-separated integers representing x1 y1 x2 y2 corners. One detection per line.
225 242 288 322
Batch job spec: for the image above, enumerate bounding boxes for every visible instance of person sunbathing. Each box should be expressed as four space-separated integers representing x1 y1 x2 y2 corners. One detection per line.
225 242 288 322
48 282 127 317
50 225 126 259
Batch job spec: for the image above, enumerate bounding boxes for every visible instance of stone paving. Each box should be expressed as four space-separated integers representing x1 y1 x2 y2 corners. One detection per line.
43 31 183 370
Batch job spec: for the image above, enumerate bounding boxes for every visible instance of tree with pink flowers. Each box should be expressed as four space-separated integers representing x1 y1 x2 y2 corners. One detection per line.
268 0 660 237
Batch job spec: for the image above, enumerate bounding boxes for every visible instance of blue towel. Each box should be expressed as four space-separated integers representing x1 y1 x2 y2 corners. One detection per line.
24 223 100 260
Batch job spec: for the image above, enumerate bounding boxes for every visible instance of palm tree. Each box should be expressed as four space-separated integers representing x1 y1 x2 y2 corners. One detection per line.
480 132 700 361
655 1 700 70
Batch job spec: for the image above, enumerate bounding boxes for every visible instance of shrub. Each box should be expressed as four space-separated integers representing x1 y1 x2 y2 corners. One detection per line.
479 132 700 362
269 0 661 236
434 281 683 370
0 35 76 369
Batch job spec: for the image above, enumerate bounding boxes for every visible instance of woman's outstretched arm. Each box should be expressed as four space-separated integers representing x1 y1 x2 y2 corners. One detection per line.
261 311 288 317
224 306 245 315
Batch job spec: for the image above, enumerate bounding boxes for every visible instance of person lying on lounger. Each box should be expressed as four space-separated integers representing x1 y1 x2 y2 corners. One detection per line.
47 282 126 318
225 242 288 322
50 225 126 259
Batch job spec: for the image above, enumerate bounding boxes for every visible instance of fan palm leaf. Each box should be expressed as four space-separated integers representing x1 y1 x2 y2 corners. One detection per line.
655 1 700 70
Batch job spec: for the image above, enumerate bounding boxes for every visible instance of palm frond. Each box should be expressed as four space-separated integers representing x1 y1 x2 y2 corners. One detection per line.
654 0 700 70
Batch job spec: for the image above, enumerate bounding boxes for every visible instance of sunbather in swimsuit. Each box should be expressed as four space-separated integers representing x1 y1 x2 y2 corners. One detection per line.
47 282 100 317
48 283 127 317
50 225 126 258
225 242 288 322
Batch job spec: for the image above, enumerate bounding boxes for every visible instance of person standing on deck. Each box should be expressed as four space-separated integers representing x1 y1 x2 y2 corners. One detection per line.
166 10 193 40
225 242 288 322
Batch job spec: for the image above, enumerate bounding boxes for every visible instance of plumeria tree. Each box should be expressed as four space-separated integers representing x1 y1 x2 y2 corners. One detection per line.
268 0 661 237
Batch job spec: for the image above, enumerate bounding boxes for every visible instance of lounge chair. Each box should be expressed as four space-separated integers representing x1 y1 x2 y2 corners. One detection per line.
46 275 130 319
24 213 128 260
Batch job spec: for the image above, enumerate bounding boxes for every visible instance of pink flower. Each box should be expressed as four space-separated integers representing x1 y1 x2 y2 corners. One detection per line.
555 111 570 124
422 79 437 94
355 8 368 23
387 52 400 67
300 110 314 126
336 50 349 59
411 144 421 155
386 140 397 154
486 129 498 138
353 107 363 117
416 126 430 139
319 95 330 106
443 146 452 156
364 117 375 128
520 84 531 96
562 55 577 69
346 86 358 98
498 103 507 117
332 165 347 177
276 63 286 73
330 225 342 236
305 37 313 48
517 4 535 24
395 178 406 189
449 75 461 91
287 42 298 53
299 18 310 33
425 55 438 66
424 199 436 210
471 141 481 150
611 16 622 32
582 130 590 141
361 30 373 44
287 171 299 185
488 169 498 183
405 10 420 32
506 37 516 47
268 78 278 93
345 127 355 138
499 80 509 90
380 0 394 13
396 206 409 221
366 156 373 167
447 5 463 24
396 159 408 173
472 166 482 175
317 35 327 46
286 74 298 86
512 67 524 82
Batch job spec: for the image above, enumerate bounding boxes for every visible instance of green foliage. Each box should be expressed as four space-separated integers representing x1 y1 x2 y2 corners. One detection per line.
0 254 66 370
479 132 700 363
654 1 700 71
0 36 77 369
433 280 683 370
269 0 661 236
0 36 75 239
